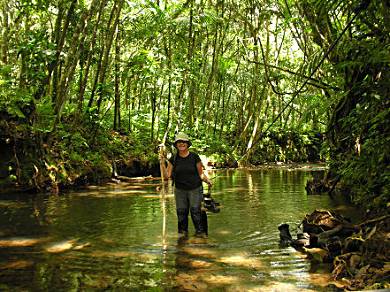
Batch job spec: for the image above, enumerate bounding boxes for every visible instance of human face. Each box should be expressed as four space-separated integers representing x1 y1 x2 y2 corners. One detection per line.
175 140 189 151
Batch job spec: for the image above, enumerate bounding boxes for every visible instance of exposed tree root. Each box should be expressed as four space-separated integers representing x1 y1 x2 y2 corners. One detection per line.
279 210 390 290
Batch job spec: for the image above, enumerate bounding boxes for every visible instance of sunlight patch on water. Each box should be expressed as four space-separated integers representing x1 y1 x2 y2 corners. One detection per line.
0 236 50 247
257 282 319 292
204 274 241 285
72 189 151 197
181 246 216 258
142 194 174 199
89 249 159 263
187 259 213 269
219 253 264 269
216 229 233 235
45 239 76 253
0 260 34 270
174 273 209 290
44 239 91 253
175 272 242 291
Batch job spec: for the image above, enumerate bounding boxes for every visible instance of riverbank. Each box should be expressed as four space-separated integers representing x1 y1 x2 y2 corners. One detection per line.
283 209 389 291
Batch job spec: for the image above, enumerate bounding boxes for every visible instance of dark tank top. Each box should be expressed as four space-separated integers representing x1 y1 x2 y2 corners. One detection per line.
169 152 202 190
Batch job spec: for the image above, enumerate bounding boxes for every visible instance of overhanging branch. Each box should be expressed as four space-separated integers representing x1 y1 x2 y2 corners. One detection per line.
245 58 340 91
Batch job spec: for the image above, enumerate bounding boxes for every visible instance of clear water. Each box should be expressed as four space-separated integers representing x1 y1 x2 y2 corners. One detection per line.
0 167 355 291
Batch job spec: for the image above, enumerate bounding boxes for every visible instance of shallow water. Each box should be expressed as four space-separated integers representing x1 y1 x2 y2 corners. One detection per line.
0 167 356 291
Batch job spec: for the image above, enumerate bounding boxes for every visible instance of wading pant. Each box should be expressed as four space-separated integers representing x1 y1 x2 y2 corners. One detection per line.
174 186 204 234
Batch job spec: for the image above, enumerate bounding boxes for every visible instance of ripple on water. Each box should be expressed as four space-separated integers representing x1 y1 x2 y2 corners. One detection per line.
0 168 347 291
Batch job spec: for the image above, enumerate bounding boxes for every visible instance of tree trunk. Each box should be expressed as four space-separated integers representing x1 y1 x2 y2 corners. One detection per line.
1 1 9 64
113 26 121 131
78 0 107 114
36 0 77 101
96 0 123 114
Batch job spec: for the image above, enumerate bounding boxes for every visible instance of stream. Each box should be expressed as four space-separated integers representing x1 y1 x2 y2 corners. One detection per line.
0 166 357 291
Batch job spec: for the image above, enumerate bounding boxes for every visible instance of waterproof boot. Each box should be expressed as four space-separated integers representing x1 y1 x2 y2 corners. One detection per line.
176 208 189 235
190 207 206 237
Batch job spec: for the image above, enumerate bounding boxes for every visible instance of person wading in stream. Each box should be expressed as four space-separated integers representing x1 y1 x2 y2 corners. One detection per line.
161 132 212 238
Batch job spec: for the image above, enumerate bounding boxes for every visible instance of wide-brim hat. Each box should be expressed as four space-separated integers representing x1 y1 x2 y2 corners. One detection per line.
174 132 192 147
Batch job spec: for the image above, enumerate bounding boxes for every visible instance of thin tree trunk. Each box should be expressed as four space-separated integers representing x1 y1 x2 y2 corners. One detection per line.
1 1 9 64
213 77 224 136
78 0 107 113
96 0 123 114
54 6 92 118
186 1 196 125
113 26 121 131
162 37 172 142
36 0 77 101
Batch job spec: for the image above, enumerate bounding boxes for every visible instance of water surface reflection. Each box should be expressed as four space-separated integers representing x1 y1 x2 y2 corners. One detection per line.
0 167 350 290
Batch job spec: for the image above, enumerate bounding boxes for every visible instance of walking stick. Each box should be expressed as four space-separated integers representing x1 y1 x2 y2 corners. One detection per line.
158 144 167 198
158 144 168 251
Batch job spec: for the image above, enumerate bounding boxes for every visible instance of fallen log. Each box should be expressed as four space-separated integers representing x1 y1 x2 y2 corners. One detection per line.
117 175 159 182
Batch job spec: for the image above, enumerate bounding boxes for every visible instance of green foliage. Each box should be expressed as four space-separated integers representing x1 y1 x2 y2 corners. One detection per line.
0 0 387 221
248 129 324 164
31 96 55 133
197 136 236 166
336 97 390 210
0 66 33 120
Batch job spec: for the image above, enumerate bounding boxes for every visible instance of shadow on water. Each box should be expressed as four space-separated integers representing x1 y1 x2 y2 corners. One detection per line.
0 167 354 290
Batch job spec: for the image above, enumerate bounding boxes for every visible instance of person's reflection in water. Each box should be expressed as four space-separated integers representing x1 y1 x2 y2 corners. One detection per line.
173 236 211 290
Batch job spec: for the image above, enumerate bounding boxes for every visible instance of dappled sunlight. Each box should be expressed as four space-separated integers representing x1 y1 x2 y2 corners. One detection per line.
142 194 160 198
72 188 151 197
181 246 217 258
74 181 164 197
258 282 318 292
175 257 213 269
219 253 264 269
73 242 91 250
90 249 159 263
174 271 242 290
0 236 50 247
142 194 174 199
104 185 145 190
44 239 90 253
90 250 137 258
45 239 76 253
189 259 213 269
0 260 34 270
217 229 233 235
0 236 91 253
203 273 241 285
174 273 209 291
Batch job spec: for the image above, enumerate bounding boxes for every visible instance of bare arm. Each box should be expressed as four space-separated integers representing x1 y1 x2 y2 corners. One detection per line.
197 161 212 187
167 162 173 180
